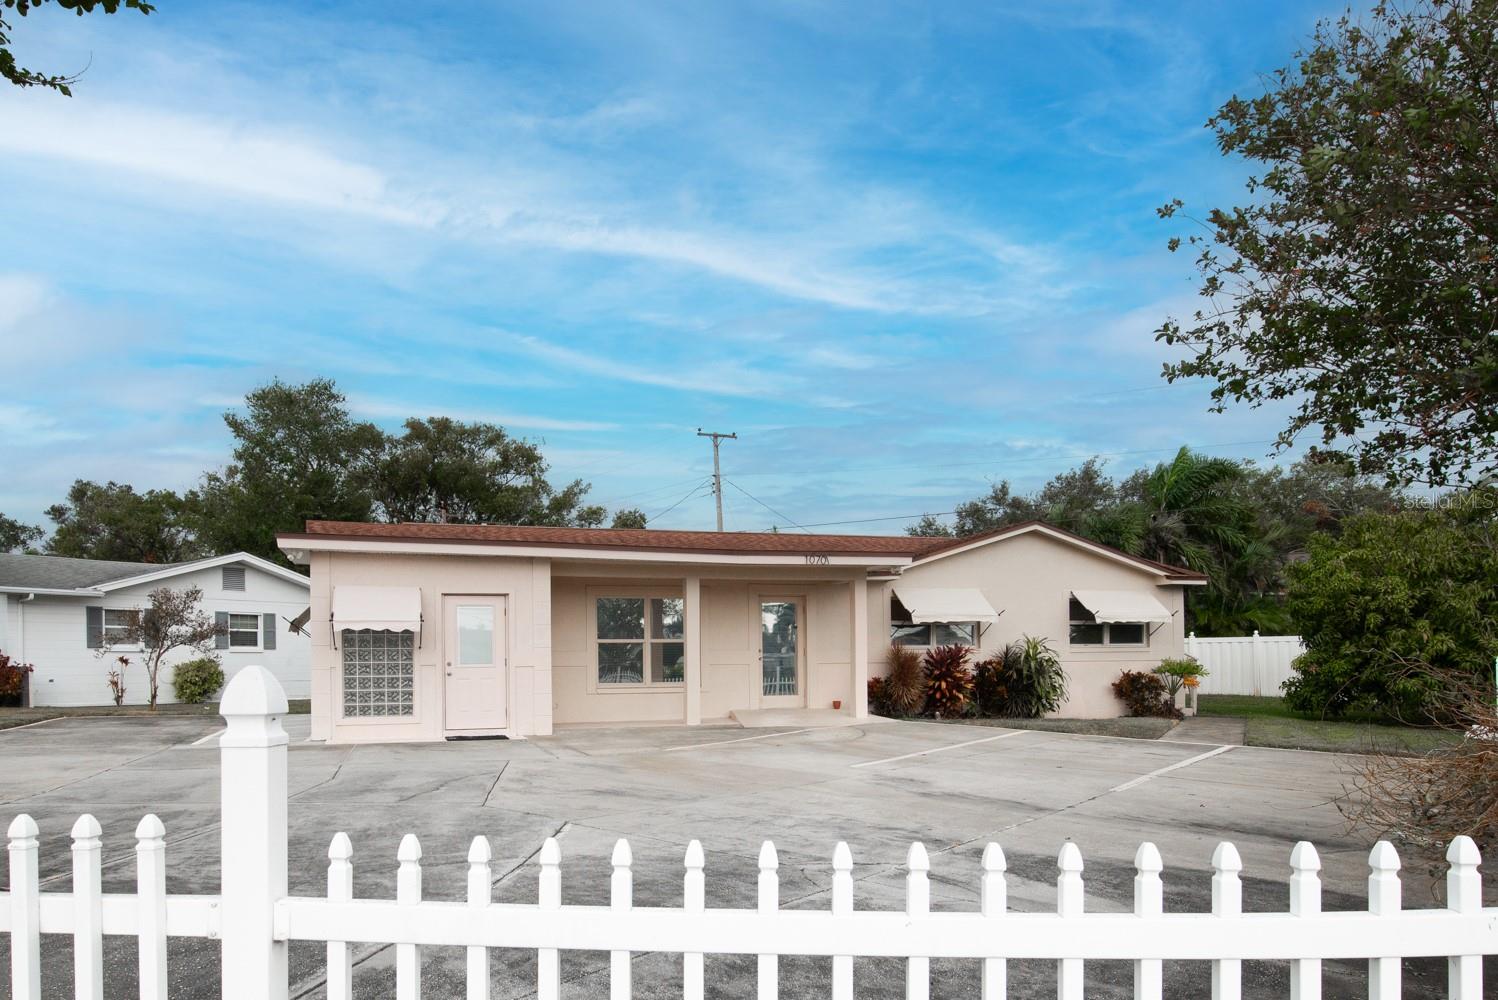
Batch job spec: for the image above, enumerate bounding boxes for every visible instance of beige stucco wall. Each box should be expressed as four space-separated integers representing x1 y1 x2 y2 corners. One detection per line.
550 566 858 725
308 551 552 744
867 531 1190 718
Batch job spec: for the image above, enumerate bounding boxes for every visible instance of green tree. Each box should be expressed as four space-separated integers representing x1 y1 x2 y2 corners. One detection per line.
610 508 648 529
2 0 153 95
187 379 385 563
372 416 605 527
0 512 43 553
1158 0 1498 487
106 585 223 708
45 480 199 563
1283 493 1498 718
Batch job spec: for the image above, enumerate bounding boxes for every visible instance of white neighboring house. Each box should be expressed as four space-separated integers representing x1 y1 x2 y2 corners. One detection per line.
0 552 311 707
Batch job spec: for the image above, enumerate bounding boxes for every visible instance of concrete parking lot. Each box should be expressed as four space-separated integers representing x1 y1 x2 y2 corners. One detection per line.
1 715 1483 998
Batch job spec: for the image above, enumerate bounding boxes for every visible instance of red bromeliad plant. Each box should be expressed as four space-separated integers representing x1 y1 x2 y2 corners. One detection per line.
0 650 34 704
922 644 974 718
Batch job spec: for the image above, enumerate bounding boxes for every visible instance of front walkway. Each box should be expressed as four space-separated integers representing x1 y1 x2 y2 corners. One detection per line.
1161 714 1247 744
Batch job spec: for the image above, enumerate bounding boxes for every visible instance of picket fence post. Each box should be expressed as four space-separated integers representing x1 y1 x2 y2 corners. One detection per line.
979 843 1006 1000
1055 843 1084 1000
135 814 169 1000
1132 843 1164 1000
757 841 779 1000
218 664 291 1000
7 814 41 1000
1288 841 1321 1000
1445 836 1483 999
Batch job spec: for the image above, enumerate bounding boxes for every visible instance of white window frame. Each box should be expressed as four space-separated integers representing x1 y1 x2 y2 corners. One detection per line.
889 621 978 647
1068 598 1149 647
226 612 263 652
102 608 142 651
588 588 687 692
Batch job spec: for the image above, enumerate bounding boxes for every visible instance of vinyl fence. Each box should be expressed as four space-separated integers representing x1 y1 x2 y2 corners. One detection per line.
4 666 1495 1000
1186 631 1307 697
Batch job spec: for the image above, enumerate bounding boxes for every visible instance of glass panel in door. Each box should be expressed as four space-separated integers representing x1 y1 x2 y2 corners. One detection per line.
761 600 798 696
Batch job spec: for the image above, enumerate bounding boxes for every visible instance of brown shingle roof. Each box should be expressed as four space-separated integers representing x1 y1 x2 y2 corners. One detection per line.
283 519 1207 580
291 520 941 557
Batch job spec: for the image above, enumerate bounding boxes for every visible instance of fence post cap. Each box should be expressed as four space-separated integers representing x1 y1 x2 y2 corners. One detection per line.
1446 835 1481 867
981 842 1006 872
1368 840 1400 872
1290 841 1320 871
1133 842 1162 872
397 833 422 863
466 835 491 864
906 841 929 871
135 814 165 840
684 839 705 869
1057 841 1083 872
219 664 289 717
539 837 561 866
832 841 853 871
329 832 353 861
7 812 38 840
758 840 778 870
1211 842 1242 872
71 813 102 841
611 838 632 867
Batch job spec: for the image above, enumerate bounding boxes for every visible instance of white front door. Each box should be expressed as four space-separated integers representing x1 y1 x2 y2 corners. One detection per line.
443 595 507 732
758 596 805 708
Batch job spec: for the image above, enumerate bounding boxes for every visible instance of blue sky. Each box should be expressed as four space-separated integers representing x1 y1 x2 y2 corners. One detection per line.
0 1 1346 534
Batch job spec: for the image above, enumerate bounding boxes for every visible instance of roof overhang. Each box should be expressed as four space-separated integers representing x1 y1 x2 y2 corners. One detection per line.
1071 589 1173 624
0 585 106 598
892 586 1001 623
910 523 1208 585
278 535 914 570
95 552 309 592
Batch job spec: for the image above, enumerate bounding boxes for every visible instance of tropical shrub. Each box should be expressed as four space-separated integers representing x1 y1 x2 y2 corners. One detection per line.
107 655 130 706
0 650 33 704
1282 498 1498 720
171 657 226 704
922 644 974 718
867 676 890 716
1112 670 1180 719
975 637 1069 718
883 645 925 716
1153 657 1208 708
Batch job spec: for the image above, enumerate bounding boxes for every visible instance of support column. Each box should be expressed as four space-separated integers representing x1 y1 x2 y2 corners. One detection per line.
850 575 869 718
684 576 702 725
219 665 290 1000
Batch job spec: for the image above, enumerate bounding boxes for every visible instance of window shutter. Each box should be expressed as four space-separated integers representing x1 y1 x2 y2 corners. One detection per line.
215 612 230 650
86 606 104 649
262 613 277 651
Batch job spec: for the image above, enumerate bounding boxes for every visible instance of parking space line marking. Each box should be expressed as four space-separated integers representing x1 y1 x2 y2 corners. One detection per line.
1108 744 1234 792
662 727 819 752
189 728 224 746
851 729 1029 768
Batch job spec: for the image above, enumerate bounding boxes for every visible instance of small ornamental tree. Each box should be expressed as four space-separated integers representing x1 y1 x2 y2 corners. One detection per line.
110 586 225 708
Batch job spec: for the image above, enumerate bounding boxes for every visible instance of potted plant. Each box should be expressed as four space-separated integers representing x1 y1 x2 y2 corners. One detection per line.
1153 658 1208 715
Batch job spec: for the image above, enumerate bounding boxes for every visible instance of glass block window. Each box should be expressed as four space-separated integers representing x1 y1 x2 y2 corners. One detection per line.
341 629 415 717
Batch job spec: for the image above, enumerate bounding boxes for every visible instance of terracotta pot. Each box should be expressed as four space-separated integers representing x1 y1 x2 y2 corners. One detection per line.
832 700 843 710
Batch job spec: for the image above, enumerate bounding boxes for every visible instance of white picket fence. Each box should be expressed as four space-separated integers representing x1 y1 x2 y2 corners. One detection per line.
3 667 1496 1000
1186 631 1307 697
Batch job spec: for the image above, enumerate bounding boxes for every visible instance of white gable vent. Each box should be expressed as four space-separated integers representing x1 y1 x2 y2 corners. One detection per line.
222 565 247 592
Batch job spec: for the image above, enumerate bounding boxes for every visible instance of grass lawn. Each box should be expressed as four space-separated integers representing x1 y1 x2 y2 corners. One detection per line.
0 699 312 731
1197 694 1459 754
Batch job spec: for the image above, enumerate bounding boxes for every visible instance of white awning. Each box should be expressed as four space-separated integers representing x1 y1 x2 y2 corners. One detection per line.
892 586 1001 624
1071 589 1172 624
332 586 422 632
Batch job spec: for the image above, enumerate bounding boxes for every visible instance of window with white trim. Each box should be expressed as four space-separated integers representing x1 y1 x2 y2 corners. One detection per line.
890 621 978 646
103 608 138 647
227 613 262 649
341 629 415 717
595 596 685 685
1068 597 1148 646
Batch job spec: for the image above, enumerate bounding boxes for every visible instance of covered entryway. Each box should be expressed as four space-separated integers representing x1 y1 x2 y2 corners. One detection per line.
442 594 508 734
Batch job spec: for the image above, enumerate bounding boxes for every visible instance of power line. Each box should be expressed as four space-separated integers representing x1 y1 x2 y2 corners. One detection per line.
595 475 714 509
776 510 962 530
722 479 811 533
646 479 714 523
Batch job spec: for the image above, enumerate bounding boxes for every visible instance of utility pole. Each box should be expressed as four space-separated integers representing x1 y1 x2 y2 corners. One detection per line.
696 428 737 531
